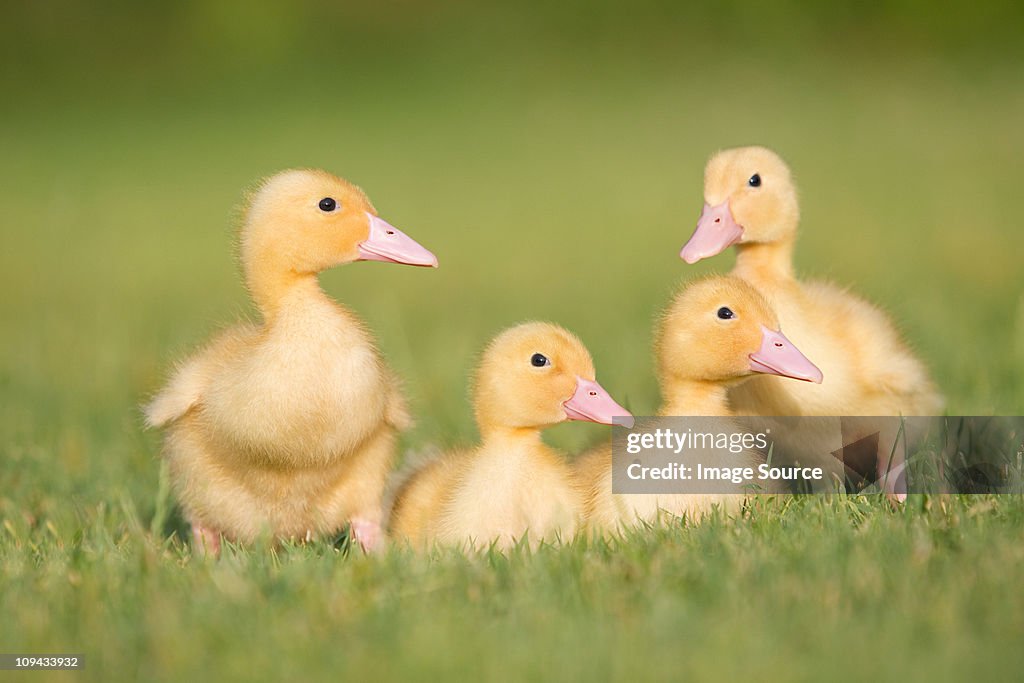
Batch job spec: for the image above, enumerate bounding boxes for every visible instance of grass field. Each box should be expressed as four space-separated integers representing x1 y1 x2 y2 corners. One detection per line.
2 5 1024 681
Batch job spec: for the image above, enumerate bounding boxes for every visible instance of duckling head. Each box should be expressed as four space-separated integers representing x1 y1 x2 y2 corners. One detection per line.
657 276 822 386
680 146 799 264
240 169 437 278
473 322 634 435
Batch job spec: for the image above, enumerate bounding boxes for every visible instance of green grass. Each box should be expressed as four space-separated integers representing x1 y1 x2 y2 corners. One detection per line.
2 28 1024 683
3 497 1024 681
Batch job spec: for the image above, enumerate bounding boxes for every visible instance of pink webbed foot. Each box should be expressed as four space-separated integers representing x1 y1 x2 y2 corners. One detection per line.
192 523 222 556
878 453 908 504
349 517 383 553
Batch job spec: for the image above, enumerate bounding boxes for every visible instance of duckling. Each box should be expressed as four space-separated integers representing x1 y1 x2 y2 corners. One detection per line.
388 322 633 551
680 146 943 419
576 276 822 532
144 169 437 553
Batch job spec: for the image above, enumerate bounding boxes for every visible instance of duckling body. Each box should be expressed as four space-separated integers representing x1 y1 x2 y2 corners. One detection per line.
681 146 943 418
728 277 940 417
396 436 581 549
157 299 403 545
577 276 821 533
387 452 465 543
145 169 437 552
389 322 632 550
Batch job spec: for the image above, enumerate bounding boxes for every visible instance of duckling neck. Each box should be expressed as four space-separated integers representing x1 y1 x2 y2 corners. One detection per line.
479 425 545 452
244 264 325 323
733 238 795 285
659 379 731 417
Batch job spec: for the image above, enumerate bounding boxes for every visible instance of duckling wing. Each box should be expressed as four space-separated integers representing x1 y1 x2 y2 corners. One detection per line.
143 323 260 428
388 452 467 544
383 370 412 431
571 444 612 522
801 280 945 414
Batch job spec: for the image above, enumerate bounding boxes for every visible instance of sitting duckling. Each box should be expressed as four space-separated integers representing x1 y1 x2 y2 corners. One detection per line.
144 169 437 553
388 322 633 551
576 276 822 532
680 146 943 418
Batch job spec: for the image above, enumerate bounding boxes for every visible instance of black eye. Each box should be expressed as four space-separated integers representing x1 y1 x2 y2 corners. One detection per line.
318 197 338 212
748 174 761 188
530 353 550 367
717 307 735 320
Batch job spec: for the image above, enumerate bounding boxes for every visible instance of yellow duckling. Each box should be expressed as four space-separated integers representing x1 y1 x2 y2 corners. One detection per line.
144 169 438 553
577 276 821 532
680 146 943 418
388 322 633 551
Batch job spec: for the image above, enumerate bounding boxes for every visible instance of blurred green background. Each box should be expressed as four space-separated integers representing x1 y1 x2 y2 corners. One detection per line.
2 2 1023 681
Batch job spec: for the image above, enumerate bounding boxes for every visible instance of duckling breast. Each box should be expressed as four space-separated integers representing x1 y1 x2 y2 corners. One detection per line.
201 299 393 466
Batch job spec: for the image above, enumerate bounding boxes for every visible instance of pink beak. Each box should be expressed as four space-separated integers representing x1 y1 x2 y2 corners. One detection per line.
357 213 439 268
680 201 743 264
749 326 823 383
563 377 635 428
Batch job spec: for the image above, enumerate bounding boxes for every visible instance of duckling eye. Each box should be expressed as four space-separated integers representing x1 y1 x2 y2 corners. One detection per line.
530 353 550 367
717 307 735 320
318 197 339 212
748 174 761 188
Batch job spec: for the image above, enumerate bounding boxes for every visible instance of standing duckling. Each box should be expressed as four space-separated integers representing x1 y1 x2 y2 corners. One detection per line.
144 169 437 553
388 322 633 550
680 146 943 418
576 276 822 532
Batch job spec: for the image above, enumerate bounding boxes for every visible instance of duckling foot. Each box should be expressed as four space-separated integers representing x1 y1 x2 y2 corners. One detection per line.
349 517 382 553
192 523 222 557
879 456 908 504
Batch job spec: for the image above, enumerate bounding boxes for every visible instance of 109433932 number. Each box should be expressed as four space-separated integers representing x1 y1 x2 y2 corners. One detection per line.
0 654 84 670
